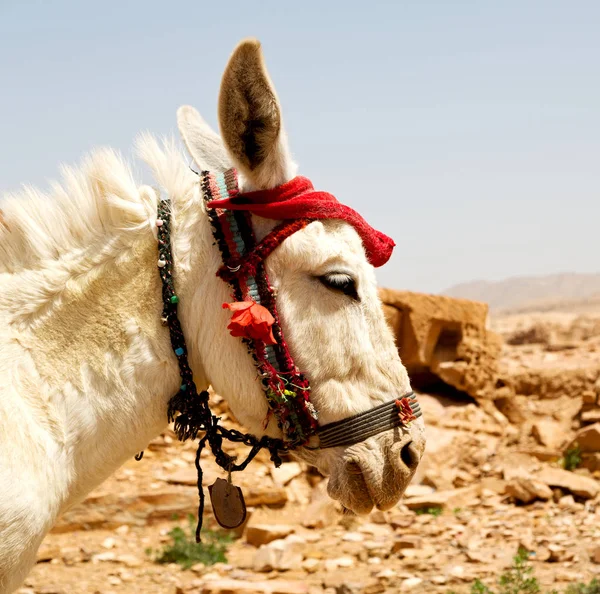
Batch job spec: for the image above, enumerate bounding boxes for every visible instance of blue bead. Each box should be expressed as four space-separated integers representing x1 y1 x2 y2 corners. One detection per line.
180 383 187 391
175 347 184 356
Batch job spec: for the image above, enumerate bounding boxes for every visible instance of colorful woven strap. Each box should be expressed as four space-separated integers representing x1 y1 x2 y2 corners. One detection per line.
202 169 319 447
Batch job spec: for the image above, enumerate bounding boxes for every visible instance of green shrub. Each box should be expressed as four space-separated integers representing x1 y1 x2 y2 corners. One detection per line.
448 551 599 594
146 514 232 569
448 548 539 594
559 444 582 471
562 579 600 594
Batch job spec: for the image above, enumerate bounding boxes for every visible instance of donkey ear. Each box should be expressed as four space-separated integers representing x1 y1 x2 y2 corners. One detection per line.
218 38 296 190
177 105 232 172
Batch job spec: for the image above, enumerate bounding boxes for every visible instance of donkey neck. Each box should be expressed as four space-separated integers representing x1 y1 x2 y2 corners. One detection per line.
14 192 217 509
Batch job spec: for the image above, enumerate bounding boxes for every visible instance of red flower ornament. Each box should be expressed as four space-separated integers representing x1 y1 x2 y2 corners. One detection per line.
222 301 277 345
395 397 417 425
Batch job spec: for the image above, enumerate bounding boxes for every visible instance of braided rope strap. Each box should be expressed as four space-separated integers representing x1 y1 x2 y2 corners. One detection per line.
202 169 320 447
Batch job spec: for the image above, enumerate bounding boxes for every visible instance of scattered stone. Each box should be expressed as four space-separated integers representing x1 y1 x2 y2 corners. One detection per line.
114 525 129 535
449 565 466 579
199 579 309 594
537 466 600 498
36 544 62 563
532 420 567 450
246 524 295 547
302 495 339 529
115 554 144 567
252 538 303 572
245 486 288 507
403 486 479 510
302 558 320 573
270 462 303 485
558 494 577 509
581 410 600 424
506 476 553 503
569 423 600 453
400 577 423 590
91 552 116 563
391 535 423 553
404 484 435 498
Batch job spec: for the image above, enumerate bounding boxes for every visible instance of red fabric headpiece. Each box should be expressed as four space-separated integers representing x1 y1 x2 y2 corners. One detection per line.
206 176 395 268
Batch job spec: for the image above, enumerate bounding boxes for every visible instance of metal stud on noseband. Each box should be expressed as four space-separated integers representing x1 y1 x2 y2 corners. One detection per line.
157 167 420 539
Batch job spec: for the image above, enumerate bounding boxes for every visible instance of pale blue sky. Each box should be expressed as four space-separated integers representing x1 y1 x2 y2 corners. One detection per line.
1 1 598 292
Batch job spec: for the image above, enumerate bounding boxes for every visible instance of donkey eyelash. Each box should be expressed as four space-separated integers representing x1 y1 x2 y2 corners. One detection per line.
317 273 360 301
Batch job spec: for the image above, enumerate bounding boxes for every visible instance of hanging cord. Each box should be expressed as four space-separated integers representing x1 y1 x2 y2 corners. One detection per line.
155 198 285 542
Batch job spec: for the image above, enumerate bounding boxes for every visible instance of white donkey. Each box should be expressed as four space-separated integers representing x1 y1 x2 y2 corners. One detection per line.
0 39 425 593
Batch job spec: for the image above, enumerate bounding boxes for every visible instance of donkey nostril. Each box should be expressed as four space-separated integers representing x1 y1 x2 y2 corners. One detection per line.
400 441 419 469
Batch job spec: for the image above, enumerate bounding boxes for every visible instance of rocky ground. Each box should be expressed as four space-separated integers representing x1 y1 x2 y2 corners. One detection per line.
19 311 600 594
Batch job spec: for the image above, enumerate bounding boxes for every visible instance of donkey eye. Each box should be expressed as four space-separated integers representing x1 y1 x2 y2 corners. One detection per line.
318 273 359 300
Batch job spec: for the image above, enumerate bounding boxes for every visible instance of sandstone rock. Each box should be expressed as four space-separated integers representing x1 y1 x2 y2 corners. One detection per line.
302 558 320 573
326 556 355 569
548 543 575 563
115 554 143 567
379 289 502 400
270 462 303 486
400 577 423 590
199 579 309 594
590 545 600 564
506 477 553 503
480 477 507 494
581 410 600 424
532 420 567 450
101 537 116 549
466 549 495 563
246 524 295 547
91 552 116 563
535 546 551 562
252 538 304 572
36 544 62 563
494 396 528 425
403 486 479 510
515 446 562 462
500 453 541 481
391 535 423 553
302 490 339 529
162 467 218 486
569 423 600 453
342 532 364 542
245 486 288 507
404 484 435 498
581 453 600 472
537 466 599 498
387 514 415 529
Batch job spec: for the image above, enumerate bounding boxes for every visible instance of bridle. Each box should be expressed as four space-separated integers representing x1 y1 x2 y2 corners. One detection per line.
154 168 421 540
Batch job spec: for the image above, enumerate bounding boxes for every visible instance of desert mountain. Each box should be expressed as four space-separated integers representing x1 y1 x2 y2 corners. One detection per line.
443 272 600 313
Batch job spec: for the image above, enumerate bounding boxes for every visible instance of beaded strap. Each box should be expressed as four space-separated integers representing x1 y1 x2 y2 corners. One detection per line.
156 196 285 543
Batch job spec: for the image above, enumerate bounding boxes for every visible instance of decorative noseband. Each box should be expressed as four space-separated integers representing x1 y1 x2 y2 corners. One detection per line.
317 393 421 449
157 167 419 539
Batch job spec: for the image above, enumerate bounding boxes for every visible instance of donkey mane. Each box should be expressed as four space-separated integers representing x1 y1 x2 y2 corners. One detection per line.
0 135 194 276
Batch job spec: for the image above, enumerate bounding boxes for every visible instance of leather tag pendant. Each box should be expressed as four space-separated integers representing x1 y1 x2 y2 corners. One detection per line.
208 478 247 529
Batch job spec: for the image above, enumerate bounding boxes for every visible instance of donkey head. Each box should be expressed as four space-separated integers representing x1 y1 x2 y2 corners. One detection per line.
178 39 425 514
